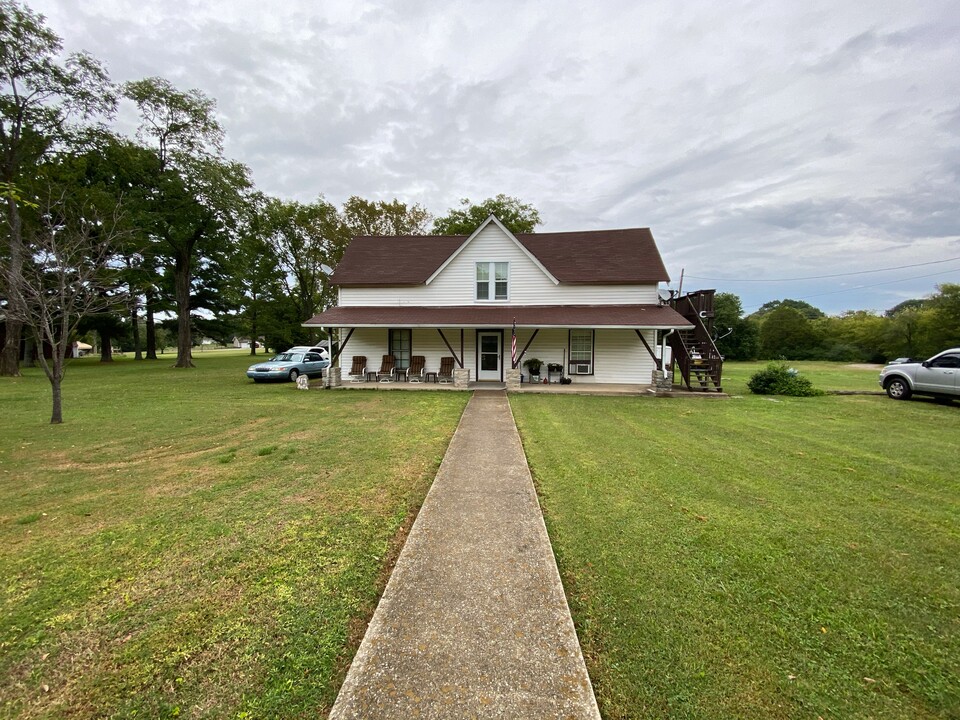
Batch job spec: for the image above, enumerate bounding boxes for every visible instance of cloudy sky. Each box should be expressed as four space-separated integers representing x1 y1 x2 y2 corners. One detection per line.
31 0 960 314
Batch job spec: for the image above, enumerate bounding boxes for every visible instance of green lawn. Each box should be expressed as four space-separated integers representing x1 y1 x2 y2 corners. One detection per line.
0 352 468 718
721 360 884 395
512 385 960 719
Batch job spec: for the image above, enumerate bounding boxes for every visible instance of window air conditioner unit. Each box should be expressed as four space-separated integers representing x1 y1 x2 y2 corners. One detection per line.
571 363 592 375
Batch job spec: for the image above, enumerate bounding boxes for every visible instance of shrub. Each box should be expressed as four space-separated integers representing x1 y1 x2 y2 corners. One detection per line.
747 362 824 397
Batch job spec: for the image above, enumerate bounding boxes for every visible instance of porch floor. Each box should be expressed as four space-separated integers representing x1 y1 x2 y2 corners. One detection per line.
316 379 728 397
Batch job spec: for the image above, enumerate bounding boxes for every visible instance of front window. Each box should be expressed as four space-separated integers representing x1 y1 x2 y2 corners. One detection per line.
476 262 509 301
389 329 411 369
569 329 594 374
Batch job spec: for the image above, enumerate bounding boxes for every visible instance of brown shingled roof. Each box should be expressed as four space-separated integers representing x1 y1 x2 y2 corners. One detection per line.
329 235 464 286
303 304 692 329
330 225 669 286
516 229 668 284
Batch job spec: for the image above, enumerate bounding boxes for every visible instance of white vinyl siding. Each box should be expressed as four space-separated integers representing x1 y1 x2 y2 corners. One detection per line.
339 327 658 384
339 223 659 307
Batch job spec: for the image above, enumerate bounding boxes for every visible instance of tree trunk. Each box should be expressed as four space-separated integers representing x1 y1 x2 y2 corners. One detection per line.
0 319 23 375
100 330 114 362
130 299 142 360
249 311 257 355
173 250 194 368
145 290 158 359
0 197 23 376
50 371 63 424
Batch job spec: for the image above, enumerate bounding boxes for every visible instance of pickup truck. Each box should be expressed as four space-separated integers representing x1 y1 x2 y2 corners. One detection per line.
878 348 960 401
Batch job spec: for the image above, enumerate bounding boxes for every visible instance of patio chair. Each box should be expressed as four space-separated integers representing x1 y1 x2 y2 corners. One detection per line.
407 355 426 383
437 356 455 383
348 355 367 383
377 354 396 383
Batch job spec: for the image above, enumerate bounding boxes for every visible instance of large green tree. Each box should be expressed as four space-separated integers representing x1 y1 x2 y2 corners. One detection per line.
712 292 758 360
819 310 887 362
431 194 542 235
223 193 284 355
124 77 250 368
750 299 826 323
0 0 115 375
924 283 960 351
265 196 347 330
758 306 823 359
341 195 431 236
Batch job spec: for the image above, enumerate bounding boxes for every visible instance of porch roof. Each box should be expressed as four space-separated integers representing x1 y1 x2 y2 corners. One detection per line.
303 304 693 329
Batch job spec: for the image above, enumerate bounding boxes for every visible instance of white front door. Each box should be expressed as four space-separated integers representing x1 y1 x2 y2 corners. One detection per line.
477 332 502 381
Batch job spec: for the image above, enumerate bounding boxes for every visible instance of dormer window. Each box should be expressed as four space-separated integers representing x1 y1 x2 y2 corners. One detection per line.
476 262 509 301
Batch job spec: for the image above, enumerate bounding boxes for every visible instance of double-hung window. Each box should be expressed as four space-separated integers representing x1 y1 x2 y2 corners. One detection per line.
476 262 509 301
568 329 594 374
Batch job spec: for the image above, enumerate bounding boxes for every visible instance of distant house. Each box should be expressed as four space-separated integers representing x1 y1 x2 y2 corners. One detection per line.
72 341 92 357
303 215 720 388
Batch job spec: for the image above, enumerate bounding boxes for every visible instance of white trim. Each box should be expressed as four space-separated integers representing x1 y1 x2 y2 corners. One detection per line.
303 321 692 329
424 215 559 286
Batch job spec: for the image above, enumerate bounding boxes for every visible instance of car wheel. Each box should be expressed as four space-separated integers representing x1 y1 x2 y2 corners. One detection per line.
288 369 300 382
885 377 911 400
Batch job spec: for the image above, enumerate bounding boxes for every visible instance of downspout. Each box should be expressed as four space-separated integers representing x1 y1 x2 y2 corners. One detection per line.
660 328 675 379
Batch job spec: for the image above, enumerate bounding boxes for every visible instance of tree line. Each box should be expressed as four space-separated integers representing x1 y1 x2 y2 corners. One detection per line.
713 287 960 362
0 1 540 422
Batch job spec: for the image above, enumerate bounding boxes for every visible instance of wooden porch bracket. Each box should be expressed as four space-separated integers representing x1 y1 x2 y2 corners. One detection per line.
635 329 662 371
328 327 354 365
437 329 463 368
512 328 539 369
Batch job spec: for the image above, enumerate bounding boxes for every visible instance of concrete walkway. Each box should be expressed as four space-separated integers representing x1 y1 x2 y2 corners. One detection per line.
329 390 601 719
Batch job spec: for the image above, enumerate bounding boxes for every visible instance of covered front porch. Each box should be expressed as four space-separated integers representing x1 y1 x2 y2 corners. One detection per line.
304 303 694 390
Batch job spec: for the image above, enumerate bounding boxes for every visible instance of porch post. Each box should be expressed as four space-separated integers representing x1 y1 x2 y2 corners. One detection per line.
436 329 462 368
634 329 662 370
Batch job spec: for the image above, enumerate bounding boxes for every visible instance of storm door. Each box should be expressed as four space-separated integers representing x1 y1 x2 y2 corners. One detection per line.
477 331 502 381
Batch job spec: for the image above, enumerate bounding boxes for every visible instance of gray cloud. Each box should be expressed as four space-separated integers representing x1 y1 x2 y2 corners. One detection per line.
30 0 960 313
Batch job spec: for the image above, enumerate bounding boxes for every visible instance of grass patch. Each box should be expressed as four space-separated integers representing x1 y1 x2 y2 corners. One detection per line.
723 360 883 395
511 385 960 719
0 351 468 718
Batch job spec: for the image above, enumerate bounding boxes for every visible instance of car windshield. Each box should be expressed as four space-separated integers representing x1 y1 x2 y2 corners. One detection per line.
275 353 302 362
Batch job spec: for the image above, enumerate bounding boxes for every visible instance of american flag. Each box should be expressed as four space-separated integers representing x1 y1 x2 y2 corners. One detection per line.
511 319 517 368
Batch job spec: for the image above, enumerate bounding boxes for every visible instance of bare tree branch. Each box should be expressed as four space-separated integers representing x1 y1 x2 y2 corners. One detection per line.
1 189 129 422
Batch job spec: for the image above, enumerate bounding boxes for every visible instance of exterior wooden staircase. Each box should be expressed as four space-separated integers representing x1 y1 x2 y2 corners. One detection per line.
669 290 724 392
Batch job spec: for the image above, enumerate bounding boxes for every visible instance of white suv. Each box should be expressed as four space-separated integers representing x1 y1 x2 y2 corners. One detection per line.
286 345 330 361
879 348 960 402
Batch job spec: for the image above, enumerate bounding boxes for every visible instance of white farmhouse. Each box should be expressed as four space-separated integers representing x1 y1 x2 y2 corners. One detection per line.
304 216 720 390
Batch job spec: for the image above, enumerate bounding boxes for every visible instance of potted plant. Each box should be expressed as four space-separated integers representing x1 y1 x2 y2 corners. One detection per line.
523 357 543 382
